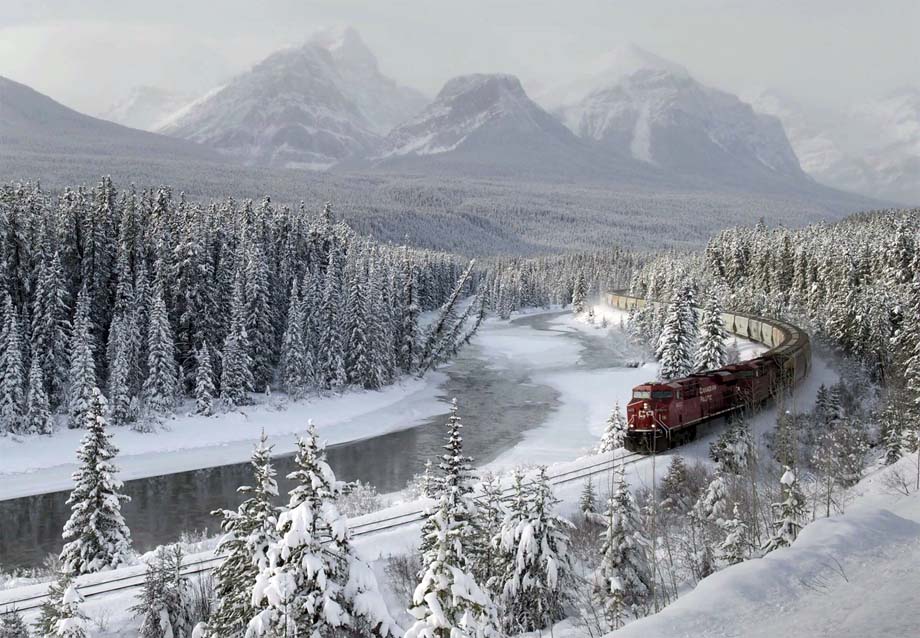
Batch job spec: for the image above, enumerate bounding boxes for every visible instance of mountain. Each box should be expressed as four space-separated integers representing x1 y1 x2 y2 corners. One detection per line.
748 87 920 205
158 27 426 169
0 75 220 164
365 73 647 180
308 26 428 133
544 45 808 188
101 85 193 131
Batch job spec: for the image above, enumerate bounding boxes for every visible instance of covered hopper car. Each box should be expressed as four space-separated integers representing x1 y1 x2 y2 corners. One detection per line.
606 292 811 453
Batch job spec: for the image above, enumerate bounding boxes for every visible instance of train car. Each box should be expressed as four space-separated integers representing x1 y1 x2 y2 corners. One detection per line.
607 291 811 453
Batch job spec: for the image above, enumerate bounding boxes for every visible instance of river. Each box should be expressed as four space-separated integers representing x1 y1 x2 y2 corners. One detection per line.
0 311 638 571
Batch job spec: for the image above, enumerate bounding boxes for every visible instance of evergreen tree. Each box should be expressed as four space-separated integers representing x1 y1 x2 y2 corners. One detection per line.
656 285 698 380
572 271 588 313
243 241 274 391
106 317 133 425
0 294 26 433
318 243 347 390
762 467 806 553
26 357 54 435
220 271 253 408
596 402 628 454
719 504 751 565
0 608 29 638
208 433 280 638
248 425 398 637
580 475 598 514
659 455 693 514
694 292 727 372
345 260 377 389
66 288 95 430
397 247 419 374
406 401 497 638
472 473 506 588
35 571 87 638
493 467 573 634
143 278 178 416
279 280 307 398
60 388 132 574
131 545 193 638
194 343 215 417
595 464 652 624
31 250 70 408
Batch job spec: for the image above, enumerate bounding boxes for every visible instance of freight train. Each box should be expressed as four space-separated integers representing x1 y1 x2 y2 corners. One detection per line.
605 292 811 453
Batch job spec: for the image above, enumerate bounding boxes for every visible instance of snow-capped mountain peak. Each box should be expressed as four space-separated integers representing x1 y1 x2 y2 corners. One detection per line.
310 25 379 74
158 26 427 169
376 73 570 158
542 46 806 185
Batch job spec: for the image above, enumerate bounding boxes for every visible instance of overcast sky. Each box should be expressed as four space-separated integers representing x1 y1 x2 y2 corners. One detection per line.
1 0 917 115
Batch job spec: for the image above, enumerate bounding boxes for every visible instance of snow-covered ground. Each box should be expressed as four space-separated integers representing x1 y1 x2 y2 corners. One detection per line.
605 457 920 638
6 300 889 638
0 373 449 500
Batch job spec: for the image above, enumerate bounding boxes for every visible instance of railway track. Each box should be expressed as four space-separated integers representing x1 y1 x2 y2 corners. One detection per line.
1 451 645 613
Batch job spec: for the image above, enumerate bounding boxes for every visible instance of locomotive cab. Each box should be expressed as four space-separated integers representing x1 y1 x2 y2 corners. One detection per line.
625 383 677 451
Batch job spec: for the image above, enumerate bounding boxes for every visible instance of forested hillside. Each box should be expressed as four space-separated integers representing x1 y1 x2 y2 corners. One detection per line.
0 178 479 435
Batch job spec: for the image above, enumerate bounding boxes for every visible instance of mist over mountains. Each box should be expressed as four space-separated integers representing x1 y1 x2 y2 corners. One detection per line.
0 26 907 256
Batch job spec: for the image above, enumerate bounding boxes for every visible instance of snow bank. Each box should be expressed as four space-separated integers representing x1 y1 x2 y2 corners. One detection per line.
608 488 920 638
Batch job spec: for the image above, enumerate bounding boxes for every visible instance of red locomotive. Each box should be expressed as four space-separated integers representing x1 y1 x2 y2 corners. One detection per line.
607 293 811 453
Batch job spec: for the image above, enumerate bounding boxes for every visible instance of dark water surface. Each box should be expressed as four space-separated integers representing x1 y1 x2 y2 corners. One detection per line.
0 312 634 570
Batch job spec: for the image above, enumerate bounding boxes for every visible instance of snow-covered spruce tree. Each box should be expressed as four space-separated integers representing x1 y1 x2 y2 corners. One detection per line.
718 504 751 565
318 242 348 391
36 571 88 638
31 249 70 408
0 293 26 433
26 357 54 435
106 317 134 426
345 258 376 389
60 388 132 574
131 544 193 638
694 291 727 372
418 399 479 561
762 466 806 554
407 401 497 638
572 271 588 313
397 246 419 374
659 455 693 515
473 473 506 588
208 433 280 638
689 469 729 576
67 288 96 430
580 475 598 515
595 463 652 625
279 280 308 399
655 284 698 380
248 424 399 638
596 401 628 454
142 277 178 417
221 270 254 408
243 240 274 392
194 343 215 417
492 467 572 634
0 608 29 638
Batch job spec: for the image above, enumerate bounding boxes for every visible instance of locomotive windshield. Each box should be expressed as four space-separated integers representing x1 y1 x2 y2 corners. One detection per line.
652 391 673 399
633 390 651 399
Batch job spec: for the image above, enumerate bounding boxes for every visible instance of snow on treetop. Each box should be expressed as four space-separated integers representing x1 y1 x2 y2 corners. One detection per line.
780 468 796 486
